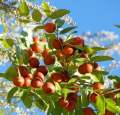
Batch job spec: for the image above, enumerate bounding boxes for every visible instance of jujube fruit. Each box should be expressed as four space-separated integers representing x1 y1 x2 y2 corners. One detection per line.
19 66 29 77
33 36 39 43
44 23 56 33
92 82 104 90
89 93 98 103
70 37 84 47
29 57 39 68
52 38 63 49
59 97 69 108
63 46 74 57
23 77 31 87
44 55 55 65
31 43 41 53
34 72 45 81
56 49 64 58
13 76 24 87
78 63 93 74
51 72 63 83
83 107 94 115
105 110 114 115
31 79 43 88
36 65 48 75
42 49 49 58
42 82 55 94
65 101 76 112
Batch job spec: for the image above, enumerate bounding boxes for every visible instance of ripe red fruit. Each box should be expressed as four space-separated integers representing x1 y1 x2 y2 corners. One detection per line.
89 93 98 103
31 43 41 53
18 66 28 77
34 72 45 81
56 49 64 58
36 66 48 75
42 82 55 94
29 57 39 68
42 49 49 58
59 97 69 108
51 73 63 83
65 101 76 112
83 107 94 115
68 93 78 102
44 55 55 65
63 46 74 57
33 36 39 43
26 73 33 79
23 77 31 87
52 38 63 49
105 110 114 115
61 72 70 82
44 23 56 33
92 82 104 90
31 79 43 88
13 76 24 87
78 63 93 74
70 37 84 47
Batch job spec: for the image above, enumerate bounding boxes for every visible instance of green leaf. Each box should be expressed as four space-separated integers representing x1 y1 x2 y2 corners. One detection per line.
55 19 65 28
50 9 70 19
60 26 77 34
96 95 105 115
55 82 62 95
91 56 113 62
21 91 33 108
33 26 44 32
32 9 42 22
0 38 14 48
68 78 77 84
19 1 29 16
42 1 51 16
21 31 28 37
0 110 4 115
7 87 19 103
4 65 18 81
115 25 120 28
106 98 120 114
91 47 108 51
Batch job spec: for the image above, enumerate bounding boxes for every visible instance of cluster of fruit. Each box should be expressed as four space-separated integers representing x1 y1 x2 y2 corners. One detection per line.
11 22 115 114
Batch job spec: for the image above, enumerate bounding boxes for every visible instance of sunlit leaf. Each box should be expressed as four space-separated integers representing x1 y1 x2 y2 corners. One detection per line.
32 9 42 22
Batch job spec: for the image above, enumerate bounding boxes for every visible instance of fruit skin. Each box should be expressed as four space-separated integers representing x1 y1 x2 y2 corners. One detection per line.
13 76 24 87
105 110 114 115
44 55 55 65
34 72 45 81
36 66 48 75
31 43 41 53
59 97 69 108
31 79 43 88
92 82 104 90
63 46 74 57
61 72 70 82
42 49 49 58
78 63 93 74
65 101 76 112
70 37 84 47
89 93 98 103
26 73 33 79
115 83 120 89
29 57 39 68
51 73 63 83
23 77 31 87
33 36 39 43
44 23 56 33
68 93 78 102
52 38 63 49
42 82 55 94
83 107 94 115
56 49 64 58
18 66 28 77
